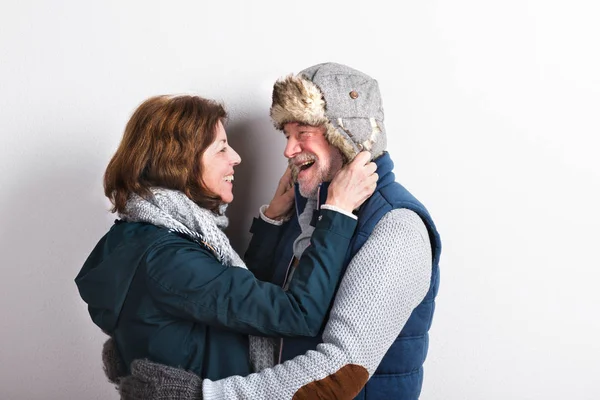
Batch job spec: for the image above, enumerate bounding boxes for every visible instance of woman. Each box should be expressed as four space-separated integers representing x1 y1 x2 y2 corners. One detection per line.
75 95 377 380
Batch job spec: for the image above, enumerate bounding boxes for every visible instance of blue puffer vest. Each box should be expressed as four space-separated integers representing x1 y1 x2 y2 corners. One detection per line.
269 152 441 400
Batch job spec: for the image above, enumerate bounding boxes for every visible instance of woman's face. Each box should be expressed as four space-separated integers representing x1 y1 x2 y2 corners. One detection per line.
200 121 241 204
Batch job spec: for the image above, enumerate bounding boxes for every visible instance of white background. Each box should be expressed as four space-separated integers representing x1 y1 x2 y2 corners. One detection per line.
1 1 599 399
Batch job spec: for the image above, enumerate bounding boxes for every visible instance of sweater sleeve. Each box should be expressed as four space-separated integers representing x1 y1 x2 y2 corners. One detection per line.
145 209 356 338
202 209 433 400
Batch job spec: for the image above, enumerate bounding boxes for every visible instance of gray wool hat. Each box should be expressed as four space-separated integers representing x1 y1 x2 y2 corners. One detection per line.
270 62 386 161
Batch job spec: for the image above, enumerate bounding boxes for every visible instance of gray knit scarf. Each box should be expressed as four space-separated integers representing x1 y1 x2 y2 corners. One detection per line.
119 188 275 371
119 188 245 268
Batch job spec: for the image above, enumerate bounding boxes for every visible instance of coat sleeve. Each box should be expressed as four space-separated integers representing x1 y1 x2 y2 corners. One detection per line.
202 209 433 400
243 206 289 281
144 209 356 337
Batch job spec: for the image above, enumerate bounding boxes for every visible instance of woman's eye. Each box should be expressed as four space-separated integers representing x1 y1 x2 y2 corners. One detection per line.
220 147 227 153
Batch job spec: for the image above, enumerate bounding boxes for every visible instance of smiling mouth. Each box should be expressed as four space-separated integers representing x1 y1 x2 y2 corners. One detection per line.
298 160 315 172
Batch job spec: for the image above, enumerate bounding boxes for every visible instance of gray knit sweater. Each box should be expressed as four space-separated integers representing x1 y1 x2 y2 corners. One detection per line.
202 205 432 399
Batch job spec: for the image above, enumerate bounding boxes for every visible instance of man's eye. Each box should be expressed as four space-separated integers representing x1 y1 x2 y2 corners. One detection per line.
220 147 227 152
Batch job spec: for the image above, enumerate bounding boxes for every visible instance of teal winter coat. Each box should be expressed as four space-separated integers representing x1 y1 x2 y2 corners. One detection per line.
75 209 356 380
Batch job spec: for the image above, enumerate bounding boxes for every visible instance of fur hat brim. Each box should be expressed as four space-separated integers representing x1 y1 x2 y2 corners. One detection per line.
270 75 358 162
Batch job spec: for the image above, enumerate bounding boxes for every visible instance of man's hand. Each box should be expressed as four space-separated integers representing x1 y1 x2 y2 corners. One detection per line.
325 151 378 213
119 359 203 400
264 166 295 220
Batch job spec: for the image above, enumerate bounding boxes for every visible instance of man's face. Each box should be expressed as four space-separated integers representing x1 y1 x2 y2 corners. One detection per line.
283 122 344 198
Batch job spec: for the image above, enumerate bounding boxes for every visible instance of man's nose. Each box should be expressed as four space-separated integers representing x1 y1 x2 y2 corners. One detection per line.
284 136 301 158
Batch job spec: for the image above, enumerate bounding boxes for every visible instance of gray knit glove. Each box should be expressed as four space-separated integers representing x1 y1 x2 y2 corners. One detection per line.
102 337 126 384
119 359 203 400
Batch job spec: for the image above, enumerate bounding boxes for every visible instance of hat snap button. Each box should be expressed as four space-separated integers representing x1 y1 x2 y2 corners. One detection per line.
349 90 359 99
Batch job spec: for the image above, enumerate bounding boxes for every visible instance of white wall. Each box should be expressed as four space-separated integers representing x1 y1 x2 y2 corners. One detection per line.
1 1 598 399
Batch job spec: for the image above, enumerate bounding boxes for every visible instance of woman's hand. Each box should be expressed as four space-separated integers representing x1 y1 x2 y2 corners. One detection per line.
325 151 378 213
264 166 295 221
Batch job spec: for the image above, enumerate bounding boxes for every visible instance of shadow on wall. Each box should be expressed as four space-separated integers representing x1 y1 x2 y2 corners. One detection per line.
224 114 288 255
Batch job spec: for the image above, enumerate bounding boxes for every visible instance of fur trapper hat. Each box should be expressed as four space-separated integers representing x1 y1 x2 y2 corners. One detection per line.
270 62 386 161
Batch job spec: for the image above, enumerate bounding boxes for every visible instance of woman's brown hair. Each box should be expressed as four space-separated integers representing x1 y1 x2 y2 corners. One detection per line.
104 95 227 213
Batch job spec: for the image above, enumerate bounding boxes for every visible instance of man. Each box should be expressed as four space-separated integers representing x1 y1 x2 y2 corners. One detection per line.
115 62 442 400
